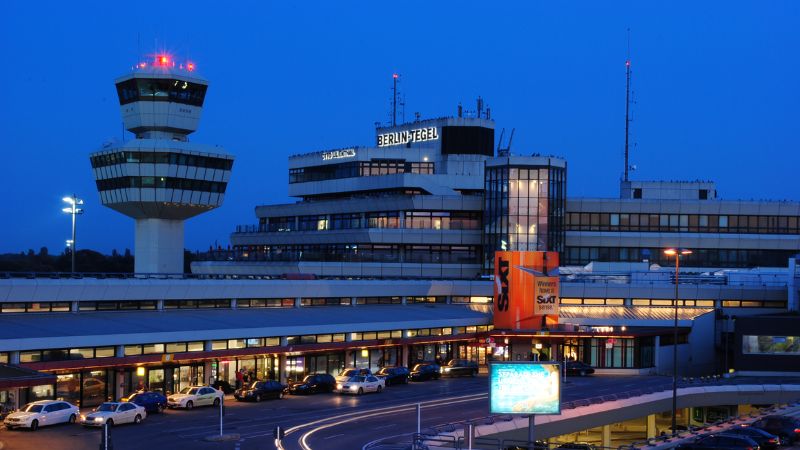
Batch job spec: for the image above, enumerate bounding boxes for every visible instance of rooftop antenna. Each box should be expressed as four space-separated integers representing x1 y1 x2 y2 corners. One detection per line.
392 73 399 126
457 102 463 118
624 28 632 182
497 128 506 152
476 96 484 119
506 128 515 153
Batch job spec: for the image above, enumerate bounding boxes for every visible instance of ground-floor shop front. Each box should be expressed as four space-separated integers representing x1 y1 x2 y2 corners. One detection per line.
12 337 484 406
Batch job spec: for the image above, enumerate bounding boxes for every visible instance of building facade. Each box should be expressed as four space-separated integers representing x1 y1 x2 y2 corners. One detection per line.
2 67 800 411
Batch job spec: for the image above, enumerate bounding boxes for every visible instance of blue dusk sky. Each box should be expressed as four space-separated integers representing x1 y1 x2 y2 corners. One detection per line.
1 1 798 254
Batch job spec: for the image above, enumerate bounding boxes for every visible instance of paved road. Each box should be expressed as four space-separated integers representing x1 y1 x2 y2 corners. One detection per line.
2 375 797 450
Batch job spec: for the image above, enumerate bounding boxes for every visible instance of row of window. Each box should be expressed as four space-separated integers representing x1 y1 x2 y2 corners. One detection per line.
1 302 71 313
261 211 481 232
96 176 227 193
742 335 800 355
90 151 233 170
289 160 434 184
566 212 800 234
116 78 207 106
21 347 117 363
564 246 797 268
233 244 479 264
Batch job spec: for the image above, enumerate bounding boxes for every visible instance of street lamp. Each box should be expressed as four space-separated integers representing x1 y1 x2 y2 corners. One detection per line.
62 195 84 273
663 247 692 435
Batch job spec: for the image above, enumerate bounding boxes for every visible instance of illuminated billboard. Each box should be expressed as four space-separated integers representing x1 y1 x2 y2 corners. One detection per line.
493 251 560 330
489 362 561 415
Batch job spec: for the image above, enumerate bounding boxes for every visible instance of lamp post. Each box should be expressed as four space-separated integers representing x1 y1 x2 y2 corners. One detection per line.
664 247 692 435
62 195 84 273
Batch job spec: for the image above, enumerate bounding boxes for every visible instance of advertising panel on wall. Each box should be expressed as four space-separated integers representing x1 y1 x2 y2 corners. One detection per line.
493 251 559 330
489 362 561 415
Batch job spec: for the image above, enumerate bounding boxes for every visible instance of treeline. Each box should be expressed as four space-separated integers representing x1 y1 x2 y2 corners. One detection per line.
0 248 135 273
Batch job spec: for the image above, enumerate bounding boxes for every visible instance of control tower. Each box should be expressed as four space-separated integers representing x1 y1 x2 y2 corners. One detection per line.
90 55 234 274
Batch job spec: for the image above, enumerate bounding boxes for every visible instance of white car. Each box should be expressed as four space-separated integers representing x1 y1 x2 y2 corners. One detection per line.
80 402 146 427
167 386 223 409
335 375 385 395
3 400 79 431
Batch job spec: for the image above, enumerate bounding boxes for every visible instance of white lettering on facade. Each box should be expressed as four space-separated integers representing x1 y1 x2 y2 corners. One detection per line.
321 149 356 160
377 127 439 147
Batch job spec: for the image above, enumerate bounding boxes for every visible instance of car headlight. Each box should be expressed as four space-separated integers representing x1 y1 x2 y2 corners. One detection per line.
94 417 104 422
336 384 343 389
80 415 86 421
443 368 451 372
349 385 358 390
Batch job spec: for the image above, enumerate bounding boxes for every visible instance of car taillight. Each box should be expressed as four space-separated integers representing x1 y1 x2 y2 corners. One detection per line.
768 438 777 443
746 447 753 450
795 428 800 434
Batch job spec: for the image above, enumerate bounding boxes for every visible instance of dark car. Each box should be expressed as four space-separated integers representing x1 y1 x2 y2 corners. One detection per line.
121 391 167 413
234 380 287 402
376 367 410 385
212 380 235 394
676 433 760 450
723 426 780 450
556 444 596 450
564 361 595 377
409 363 440 381
750 415 800 444
441 359 478 377
288 374 337 394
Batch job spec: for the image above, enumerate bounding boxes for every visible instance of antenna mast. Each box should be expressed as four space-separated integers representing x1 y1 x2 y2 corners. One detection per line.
624 29 632 182
392 73 399 126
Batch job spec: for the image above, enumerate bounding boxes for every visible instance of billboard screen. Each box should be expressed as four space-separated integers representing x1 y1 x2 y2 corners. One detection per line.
493 251 560 330
489 362 561 415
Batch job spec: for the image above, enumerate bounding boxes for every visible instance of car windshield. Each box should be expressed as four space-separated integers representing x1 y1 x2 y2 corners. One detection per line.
180 387 198 395
340 369 355 377
412 364 426 371
126 393 139 401
302 375 314 383
249 381 261 389
23 404 43 413
377 368 389 374
96 403 117 412
348 376 365 382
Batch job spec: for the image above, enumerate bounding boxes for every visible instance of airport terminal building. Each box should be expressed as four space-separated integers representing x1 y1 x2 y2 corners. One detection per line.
1 64 799 410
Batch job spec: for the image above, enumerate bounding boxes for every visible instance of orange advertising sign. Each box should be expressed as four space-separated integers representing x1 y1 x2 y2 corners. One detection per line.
493 251 559 330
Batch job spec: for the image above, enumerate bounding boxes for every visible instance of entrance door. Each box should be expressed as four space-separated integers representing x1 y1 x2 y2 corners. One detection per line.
81 370 107 407
148 369 165 393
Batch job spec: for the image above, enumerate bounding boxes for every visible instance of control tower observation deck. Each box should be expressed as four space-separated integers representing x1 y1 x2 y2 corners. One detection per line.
89 55 234 274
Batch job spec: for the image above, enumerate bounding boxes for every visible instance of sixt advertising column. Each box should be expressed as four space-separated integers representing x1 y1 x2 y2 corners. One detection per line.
493 251 560 330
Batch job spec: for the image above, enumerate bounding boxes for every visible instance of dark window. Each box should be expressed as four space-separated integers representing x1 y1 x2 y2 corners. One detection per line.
699 189 708 199
440 126 494 156
633 188 642 199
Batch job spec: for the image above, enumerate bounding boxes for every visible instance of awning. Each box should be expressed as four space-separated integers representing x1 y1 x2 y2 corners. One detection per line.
0 364 56 389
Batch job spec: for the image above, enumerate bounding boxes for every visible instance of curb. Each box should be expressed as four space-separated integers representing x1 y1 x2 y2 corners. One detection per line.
203 434 240 442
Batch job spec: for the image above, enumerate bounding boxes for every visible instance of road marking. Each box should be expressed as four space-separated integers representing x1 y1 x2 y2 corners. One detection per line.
297 395 487 450
373 424 396 430
323 433 345 440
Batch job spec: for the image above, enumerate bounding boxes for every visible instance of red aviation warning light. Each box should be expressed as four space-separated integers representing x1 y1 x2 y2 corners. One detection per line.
187 62 195 71
156 55 170 67
392 73 399 79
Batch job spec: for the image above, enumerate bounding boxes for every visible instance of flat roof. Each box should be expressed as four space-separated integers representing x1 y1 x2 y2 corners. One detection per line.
0 304 492 351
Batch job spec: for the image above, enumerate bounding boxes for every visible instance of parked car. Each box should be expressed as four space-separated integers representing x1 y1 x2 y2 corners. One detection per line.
556 444 596 450
167 386 223 409
212 380 235 395
336 368 371 380
121 391 168 413
676 433 761 450
80 402 146 427
564 361 595 377
376 366 410 385
289 373 337 394
3 400 79 431
235 380 287 402
440 359 478 377
335 375 385 395
723 425 780 450
410 363 441 381
750 415 800 444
